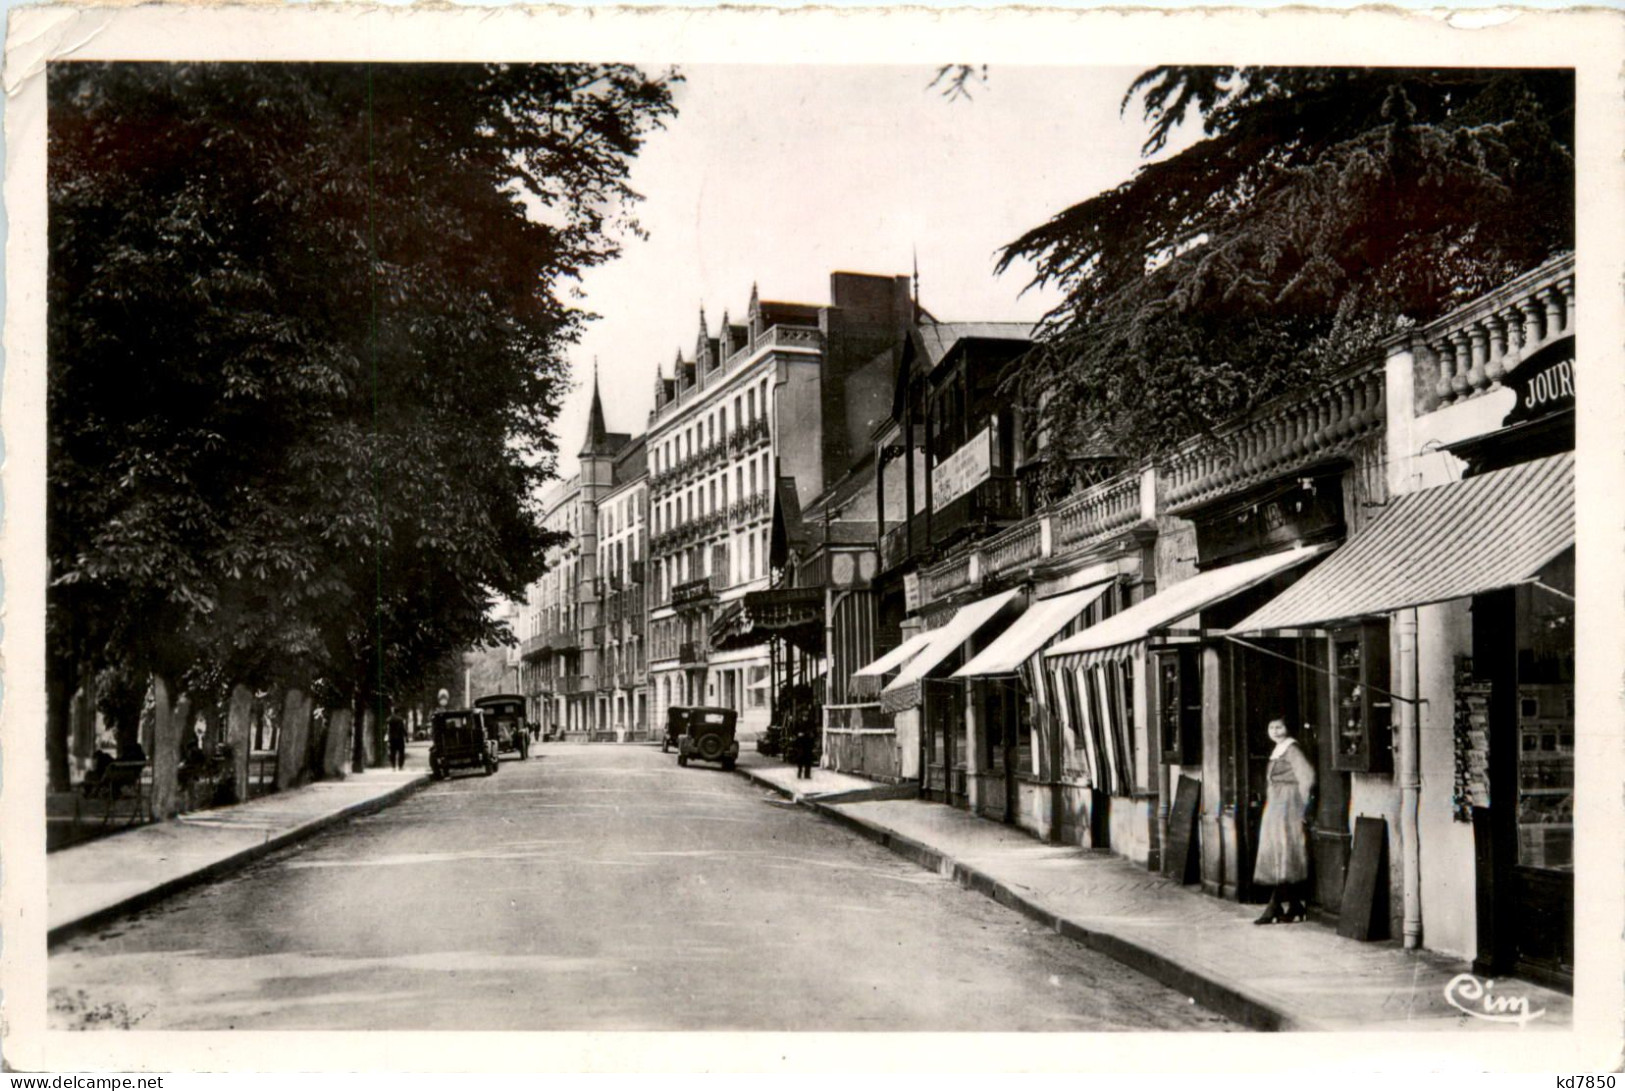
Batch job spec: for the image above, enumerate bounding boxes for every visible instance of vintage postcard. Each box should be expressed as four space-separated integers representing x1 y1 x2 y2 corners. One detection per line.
3 2 1622 1075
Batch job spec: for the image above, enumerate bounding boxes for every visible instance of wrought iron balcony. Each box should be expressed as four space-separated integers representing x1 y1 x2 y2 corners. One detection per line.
678 641 707 664
932 474 1023 547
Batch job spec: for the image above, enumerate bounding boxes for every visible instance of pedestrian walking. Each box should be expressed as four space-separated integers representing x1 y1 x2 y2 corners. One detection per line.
387 715 408 771
792 727 814 780
1253 717 1316 924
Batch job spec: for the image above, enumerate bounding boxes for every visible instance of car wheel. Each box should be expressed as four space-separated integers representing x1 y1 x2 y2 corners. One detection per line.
698 735 724 761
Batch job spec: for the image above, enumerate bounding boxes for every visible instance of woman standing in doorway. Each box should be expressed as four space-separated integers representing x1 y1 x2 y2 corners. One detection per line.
1254 717 1316 924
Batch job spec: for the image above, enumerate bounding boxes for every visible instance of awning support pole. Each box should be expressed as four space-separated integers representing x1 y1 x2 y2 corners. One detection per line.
1397 608 1423 950
1523 578 1575 603
1223 635 1425 707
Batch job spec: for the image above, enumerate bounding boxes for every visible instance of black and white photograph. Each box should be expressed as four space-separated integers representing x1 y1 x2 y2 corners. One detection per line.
2 3 1622 1075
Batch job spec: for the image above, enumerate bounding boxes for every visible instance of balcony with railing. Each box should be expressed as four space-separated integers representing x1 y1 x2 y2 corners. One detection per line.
727 489 772 523
1159 356 1386 514
678 641 707 665
922 552 976 602
932 474 1023 546
521 632 550 661
727 415 773 456
981 518 1044 576
1405 253 1574 416
1052 471 1142 550
878 517 927 575
561 674 595 695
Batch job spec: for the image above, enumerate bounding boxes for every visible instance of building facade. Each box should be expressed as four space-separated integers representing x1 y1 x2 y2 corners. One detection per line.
645 272 915 737
518 378 648 739
849 254 1576 988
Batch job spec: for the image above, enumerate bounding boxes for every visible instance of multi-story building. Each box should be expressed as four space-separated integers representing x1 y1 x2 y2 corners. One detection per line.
519 376 644 738
645 272 916 736
595 435 650 738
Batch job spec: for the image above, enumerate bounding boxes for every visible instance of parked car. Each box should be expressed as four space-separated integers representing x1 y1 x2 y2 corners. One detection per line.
756 725 785 756
474 694 529 761
428 709 498 779
674 705 739 770
662 706 692 753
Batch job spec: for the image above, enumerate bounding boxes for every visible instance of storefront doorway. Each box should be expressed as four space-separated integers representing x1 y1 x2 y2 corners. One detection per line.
923 679 966 806
1473 550 1574 990
1232 638 1347 910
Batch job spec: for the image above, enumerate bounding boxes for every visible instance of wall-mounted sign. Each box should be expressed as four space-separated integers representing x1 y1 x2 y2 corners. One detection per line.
1504 337 1576 427
903 572 922 613
932 427 992 512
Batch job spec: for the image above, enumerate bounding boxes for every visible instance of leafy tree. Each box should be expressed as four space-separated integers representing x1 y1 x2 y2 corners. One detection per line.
48 62 678 791
1000 67 1574 461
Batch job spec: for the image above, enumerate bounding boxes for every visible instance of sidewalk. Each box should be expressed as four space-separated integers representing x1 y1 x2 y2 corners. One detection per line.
734 752 1571 1032
48 763 429 947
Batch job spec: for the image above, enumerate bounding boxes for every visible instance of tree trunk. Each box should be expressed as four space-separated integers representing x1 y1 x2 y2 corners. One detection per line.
368 704 386 768
46 662 74 792
308 707 329 779
71 663 98 775
226 684 254 804
275 687 310 791
324 707 353 780
152 674 179 820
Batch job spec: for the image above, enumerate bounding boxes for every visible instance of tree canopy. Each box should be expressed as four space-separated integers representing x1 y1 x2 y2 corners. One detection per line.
48 62 678 782
1000 67 1574 461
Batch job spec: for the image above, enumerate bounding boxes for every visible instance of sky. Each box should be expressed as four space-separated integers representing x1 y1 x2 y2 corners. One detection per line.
549 64 1163 479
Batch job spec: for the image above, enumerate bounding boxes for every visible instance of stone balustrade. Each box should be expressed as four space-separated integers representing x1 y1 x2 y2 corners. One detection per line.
982 519 1044 577
1160 360 1385 513
1052 471 1142 548
1408 253 1574 415
923 551 977 601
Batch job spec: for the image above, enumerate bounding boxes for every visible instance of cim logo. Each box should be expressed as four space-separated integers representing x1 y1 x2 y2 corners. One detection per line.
1444 972 1547 1027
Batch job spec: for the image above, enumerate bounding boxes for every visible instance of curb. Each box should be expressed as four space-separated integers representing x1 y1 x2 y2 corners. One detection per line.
736 763 1289 1031
48 773 432 948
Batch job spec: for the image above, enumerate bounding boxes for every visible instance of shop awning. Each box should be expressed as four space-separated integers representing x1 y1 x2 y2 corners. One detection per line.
853 629 934 679
882 589 1020 712
1230 452 1574 634
849 629 935 700
952 580 1114 679
1046 543 1332 668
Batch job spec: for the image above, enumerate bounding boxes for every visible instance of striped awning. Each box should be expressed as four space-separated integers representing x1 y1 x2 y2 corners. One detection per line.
1231 452 1574 634
1046 543 1332 668
952 580 1114 679
881 589 1020 712
849 629 935 700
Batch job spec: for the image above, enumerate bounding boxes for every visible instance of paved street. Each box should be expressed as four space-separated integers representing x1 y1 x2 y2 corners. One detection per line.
50 744 1233 1032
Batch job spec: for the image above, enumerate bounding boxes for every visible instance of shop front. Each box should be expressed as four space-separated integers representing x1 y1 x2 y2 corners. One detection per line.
1230 451 1575 986
880 589 1021 806
952 578 1116 838
1047 541 1335 884
850 629 934 781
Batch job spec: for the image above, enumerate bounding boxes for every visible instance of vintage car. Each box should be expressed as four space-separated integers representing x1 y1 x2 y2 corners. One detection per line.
673 705 739 770
662 706 692 753
473 694 530 761
428 709 498 779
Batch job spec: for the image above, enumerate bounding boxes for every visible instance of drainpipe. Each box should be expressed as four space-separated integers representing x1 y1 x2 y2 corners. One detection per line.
1397 607 1422 950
